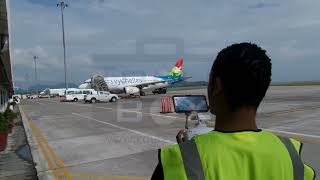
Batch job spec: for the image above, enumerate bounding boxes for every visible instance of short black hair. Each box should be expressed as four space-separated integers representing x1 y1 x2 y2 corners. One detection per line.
210 42 272 110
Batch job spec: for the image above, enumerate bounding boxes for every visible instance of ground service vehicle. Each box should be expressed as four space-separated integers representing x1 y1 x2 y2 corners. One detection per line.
40 88 80 97
84 91 119 103
65 89 96 102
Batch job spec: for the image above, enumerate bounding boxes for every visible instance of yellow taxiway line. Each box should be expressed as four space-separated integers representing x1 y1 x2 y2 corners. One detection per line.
23 108 73 180
70 172 148 180
21 107 151 180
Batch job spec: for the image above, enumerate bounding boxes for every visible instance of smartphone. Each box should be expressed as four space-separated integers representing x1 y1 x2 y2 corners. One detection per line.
172 95 209 113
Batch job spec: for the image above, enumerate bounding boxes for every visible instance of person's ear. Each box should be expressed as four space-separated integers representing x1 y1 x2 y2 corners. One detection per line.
213 77 223 96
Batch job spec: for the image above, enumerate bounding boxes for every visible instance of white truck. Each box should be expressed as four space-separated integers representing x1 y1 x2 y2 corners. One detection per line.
65 89 96 102
84 91 119 103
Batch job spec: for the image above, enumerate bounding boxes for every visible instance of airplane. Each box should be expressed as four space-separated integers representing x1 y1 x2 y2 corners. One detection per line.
78 58 191 96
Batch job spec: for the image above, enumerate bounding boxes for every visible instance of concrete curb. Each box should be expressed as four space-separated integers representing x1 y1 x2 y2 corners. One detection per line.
19 106 55 180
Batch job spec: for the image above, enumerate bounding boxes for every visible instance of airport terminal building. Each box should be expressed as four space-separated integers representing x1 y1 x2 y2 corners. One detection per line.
0 0 13 112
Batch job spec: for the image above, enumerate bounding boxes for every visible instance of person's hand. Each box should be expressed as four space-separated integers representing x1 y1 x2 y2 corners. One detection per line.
176 129 187 144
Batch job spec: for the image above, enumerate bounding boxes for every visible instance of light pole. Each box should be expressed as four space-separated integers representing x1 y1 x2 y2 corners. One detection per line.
33 55 38 94
33 55 38 84
57 0 68 91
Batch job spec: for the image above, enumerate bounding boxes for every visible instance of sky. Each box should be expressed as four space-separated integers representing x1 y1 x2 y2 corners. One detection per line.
8 0 320 88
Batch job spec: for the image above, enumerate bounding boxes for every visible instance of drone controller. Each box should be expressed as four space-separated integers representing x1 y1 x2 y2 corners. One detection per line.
172 95 213 140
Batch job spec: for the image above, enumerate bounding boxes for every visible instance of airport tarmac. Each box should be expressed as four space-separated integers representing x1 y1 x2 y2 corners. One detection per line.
19 86 319 180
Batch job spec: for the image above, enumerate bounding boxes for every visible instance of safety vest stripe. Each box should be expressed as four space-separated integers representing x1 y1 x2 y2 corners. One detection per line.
278 136 304 180
179 139 205 180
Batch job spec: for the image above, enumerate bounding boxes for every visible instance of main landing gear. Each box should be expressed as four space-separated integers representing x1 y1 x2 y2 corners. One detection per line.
152 88 167 95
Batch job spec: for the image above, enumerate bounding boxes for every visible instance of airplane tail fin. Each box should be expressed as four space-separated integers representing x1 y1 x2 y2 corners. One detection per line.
167 58 183 77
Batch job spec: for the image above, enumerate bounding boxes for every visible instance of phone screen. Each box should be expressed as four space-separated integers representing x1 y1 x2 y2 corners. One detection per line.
172 95 209 113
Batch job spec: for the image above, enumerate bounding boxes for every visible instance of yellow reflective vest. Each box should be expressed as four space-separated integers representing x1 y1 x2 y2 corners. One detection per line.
160 130 315 180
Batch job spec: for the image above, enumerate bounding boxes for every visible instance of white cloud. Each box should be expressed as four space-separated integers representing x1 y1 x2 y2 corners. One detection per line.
10 0 320 85
12 46 58 68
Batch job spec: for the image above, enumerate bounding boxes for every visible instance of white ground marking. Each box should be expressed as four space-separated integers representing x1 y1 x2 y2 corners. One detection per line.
97 106 184 120
121 109 143 113
146 112 184 120
263 102 302 106
72 112 175 144
64 102 94 107
96 107 113 110
62 102 183 120
58 100 320 139
36 99 58 103
266 129 320 139
35 102 45 105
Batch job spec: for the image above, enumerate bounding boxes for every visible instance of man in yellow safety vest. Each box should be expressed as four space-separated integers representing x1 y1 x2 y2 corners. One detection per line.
151 42 315 180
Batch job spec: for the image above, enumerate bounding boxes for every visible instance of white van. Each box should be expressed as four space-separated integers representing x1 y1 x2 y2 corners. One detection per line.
65 89 96 102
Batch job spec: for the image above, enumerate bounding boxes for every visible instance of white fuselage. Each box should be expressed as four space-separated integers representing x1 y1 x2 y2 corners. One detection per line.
79 76 169 94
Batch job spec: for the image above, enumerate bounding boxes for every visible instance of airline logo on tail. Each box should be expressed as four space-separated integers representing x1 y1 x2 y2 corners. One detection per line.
167 58 183 77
